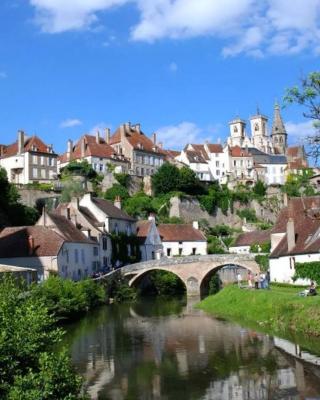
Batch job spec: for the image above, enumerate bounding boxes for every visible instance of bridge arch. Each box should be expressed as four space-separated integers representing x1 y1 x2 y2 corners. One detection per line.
199 263 255 298
128 267 187 295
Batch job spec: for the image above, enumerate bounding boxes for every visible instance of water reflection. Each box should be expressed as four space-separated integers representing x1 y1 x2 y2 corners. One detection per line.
63 298 320 400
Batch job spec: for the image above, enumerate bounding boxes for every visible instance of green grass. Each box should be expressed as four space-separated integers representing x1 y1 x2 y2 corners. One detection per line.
198 285 320 338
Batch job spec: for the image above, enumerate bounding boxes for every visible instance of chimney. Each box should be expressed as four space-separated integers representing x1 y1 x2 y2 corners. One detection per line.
120 124 126 141
135 124 141 134
81 138 85 158
28 235 35 256
287 217 295 252
125 122 131 132
18 130 25 154
71 197 80 210
114 196 121 209
96 130 100 144
105 128 111 144
67 139 73 161
152 132 157 145
192 221 199 230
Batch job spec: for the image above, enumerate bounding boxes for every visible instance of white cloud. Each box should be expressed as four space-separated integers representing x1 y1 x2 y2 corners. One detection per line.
60 118 82 128
28 0 320 56
156 121 215 149
286 120 318 142
0 71 7 79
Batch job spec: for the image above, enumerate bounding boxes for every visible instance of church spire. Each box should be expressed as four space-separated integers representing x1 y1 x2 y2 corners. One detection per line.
271 102 287 154
271 102 286 136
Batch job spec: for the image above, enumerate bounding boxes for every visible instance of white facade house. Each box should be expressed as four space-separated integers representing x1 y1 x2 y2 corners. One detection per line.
158 222 207 257
0 223 98 281
136 217 163 261
79 193 136 235
0 131 58 184
177 149 212 181
270 196 320 285
41 201 112 271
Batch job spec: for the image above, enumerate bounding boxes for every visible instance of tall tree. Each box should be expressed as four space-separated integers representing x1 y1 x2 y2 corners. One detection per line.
284 71 320 163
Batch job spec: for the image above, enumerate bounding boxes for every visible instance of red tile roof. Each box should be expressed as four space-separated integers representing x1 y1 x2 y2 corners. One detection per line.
47 213 95 243
230 146 251 157
270 196 320 258
185 150 208 164
158 224 206 242
136 220 152 239
233 229 272 247
0 226 64 257
189 144 209 160
286 146 300 158
207 144 223 154
110 125 164 155
59 134 128 163
91 197 136 221
1 135 56 158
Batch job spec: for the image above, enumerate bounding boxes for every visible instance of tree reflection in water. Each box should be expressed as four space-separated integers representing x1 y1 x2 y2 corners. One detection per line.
62 298 320 400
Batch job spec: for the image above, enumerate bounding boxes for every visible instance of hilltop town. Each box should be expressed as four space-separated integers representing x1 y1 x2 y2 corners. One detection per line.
0 102 318 288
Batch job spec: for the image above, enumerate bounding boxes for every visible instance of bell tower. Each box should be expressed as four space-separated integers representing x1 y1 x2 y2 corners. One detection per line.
250 107 269 152
271 102 287 154
228 118 246 147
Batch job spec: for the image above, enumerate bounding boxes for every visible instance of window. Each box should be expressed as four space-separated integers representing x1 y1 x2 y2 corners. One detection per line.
103 257 108 267
167 248 171 257
192 248 196 255
75 249 79 264
33 168 38 178
179 248 183 256
102 236 108 250
40 169 46 179
233 160 236 167
126 224 132 235
136 167 140 175
81 249 85 263
40 156 45 165
150 156 154 165
144 155 149 164
48 157 54 166
152 251 155 260
216 161 219 167
99 164 103 172
93 247 99 256
216 170 220 175
155 158 159 166
141 168 144 176
65 250 69 263
114 223 119 234
33 155 38 164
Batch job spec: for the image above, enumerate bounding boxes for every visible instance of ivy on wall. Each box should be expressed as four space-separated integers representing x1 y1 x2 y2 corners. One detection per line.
111 233 141 265
293 261 320 284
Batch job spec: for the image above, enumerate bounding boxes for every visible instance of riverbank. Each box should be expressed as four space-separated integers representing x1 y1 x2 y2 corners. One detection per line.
198 285 320 337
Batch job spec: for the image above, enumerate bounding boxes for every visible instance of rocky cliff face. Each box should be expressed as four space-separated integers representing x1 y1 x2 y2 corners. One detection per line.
169 195 281 228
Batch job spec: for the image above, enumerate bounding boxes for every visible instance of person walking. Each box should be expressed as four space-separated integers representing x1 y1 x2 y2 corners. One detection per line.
254 273 260 289
237 272 242 288
248 271 253 289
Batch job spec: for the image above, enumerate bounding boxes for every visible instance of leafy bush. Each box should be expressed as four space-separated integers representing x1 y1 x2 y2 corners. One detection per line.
293 261 320 284
207 236 225 254
208 273 221 295
250 241 271 253
0 276 83 399
253 180 267 197
104 270 137 302
30 276 106 321
114 173 130 188
124 192 155 218
149 271 186 296
237 208 257 222
254 255 269 272
60 180 86 203
104 184 129 202
111 233 141 265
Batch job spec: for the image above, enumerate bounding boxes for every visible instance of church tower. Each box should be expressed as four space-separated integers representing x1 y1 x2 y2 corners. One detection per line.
271 102 287 154
228 118 247 147
250 108 269 153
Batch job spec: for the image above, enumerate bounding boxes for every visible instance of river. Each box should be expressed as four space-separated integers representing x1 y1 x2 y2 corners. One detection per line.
63 297 320 400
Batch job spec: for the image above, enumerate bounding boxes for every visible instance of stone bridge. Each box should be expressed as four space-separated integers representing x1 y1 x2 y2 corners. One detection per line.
109 254 260 297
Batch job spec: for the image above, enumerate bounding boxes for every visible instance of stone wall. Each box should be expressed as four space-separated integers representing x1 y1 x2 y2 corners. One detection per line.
18 188 60 208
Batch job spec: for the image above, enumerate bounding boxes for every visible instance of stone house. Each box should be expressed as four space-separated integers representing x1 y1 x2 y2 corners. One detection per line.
79 193 136 235
269 196 320 284
0 130 58 184
58 132 129 174
0 219 98 281
109 123 165 177
42 200 112 271
158 222 207 257
136 217 163 261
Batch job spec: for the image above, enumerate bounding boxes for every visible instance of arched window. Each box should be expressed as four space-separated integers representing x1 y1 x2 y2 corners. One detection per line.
254 123 259 131
233 126 238 133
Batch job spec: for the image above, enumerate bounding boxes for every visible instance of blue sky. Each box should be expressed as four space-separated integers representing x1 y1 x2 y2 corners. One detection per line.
0 0 319 153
